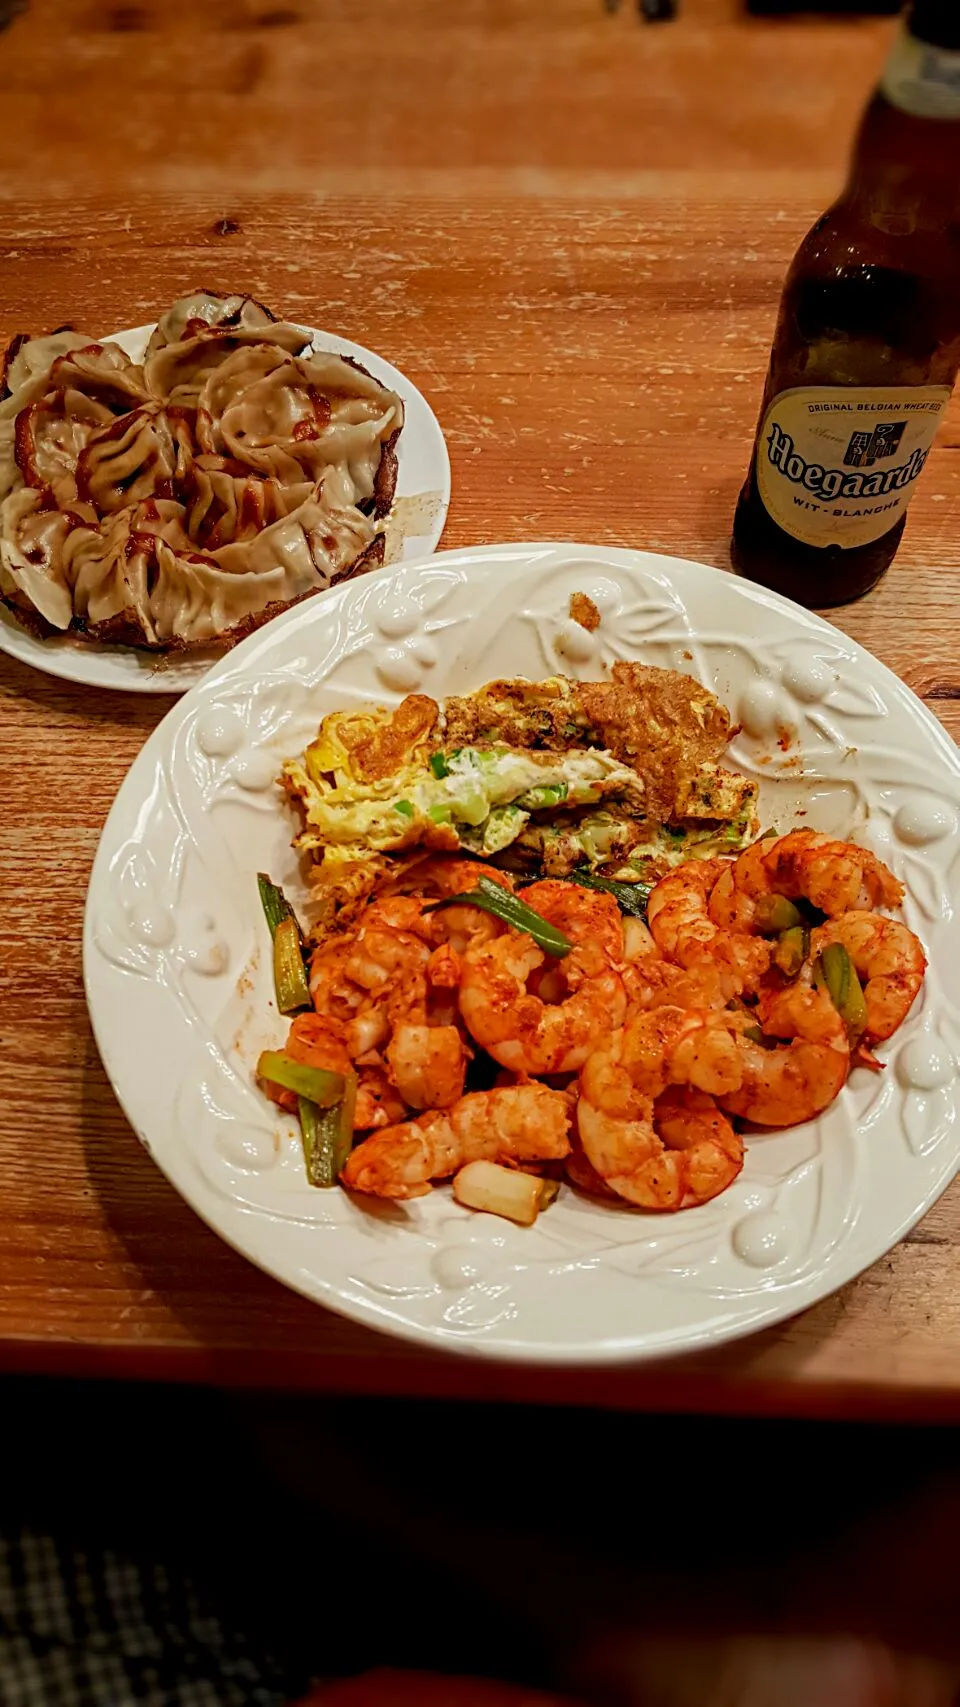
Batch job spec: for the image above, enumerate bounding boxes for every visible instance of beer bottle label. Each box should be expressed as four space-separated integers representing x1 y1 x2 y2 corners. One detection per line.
755 385 951 550
882 23 960 120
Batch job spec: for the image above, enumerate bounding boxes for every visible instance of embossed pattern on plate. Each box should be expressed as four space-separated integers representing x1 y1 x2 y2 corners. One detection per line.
83 544 960 1363
0 322 450 695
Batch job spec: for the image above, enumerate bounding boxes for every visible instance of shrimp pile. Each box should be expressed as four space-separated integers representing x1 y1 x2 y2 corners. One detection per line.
260 829 926 1217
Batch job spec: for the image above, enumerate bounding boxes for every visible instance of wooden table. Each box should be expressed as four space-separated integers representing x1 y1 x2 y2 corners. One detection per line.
1 0 958 1419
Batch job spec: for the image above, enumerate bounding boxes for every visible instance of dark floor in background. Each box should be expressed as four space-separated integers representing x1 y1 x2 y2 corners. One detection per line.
2 1376 959 1704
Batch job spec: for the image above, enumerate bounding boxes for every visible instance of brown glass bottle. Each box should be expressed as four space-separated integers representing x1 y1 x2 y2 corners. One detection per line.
732 1 960 607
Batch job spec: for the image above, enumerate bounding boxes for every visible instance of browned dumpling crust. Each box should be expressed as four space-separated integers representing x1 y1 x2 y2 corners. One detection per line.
0 293 404 651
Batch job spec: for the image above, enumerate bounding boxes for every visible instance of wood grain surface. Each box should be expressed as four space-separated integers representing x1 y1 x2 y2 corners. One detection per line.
1 0 958 1415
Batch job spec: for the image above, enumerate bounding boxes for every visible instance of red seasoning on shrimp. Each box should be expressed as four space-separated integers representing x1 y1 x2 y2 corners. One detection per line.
256 673 928 1221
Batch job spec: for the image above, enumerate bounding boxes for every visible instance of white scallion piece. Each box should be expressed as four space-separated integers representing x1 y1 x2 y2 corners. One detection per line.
453 1160 557 1226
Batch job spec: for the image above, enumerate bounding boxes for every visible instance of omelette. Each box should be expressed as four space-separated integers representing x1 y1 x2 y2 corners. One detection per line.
281 664 759 922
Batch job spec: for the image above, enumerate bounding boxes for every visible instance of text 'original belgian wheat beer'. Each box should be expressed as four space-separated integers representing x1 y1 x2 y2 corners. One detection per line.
732 1 960 607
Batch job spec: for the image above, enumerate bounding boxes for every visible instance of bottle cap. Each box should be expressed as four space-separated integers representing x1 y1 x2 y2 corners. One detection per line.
908 2 960 52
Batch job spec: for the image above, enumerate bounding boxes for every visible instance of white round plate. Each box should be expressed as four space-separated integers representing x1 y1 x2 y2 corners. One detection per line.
84 543 960 1364
0 322 450 695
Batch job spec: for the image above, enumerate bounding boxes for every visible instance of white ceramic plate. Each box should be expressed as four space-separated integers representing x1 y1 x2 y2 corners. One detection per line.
0 323 450 695
83 543 960 1364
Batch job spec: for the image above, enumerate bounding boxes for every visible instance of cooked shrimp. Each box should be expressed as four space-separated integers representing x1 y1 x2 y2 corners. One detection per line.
622 953 668 1017
713 831 904 934
309 914 418 1025
284 1012 353 1077
653 1087 745 1205
622 889 740 1015
308 936 369 1028
384 855 515 900
618 1004 744 1099
431 902 504 956
385 1021 469 1110
309 928 416 1057
277 1012 407 1131
577 1026 743 1211
564 1141 619 1200
363 894 434 937
341 1005 390 1059
811 911 926 1043
344 918 431 995
647 859 771 993
621 914 683 1017
624 955 739 1020
352 1068 409 1131
648 857 725 959
458 881 626 1074
341 1082 571 1199
768 829 904 915
655 1084 738 1148
708 838 778 933
622 915 659 964
718 981 849 1127
426 941 461 988
261 1012 350 1114
309 893 461 1068
386 855 513 953
522 879 626 961
425 863 512 954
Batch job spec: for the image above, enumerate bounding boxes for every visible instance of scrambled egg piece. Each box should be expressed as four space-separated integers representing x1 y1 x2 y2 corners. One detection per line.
443 664 737 825
281 668 759 911
510 801 758 883
286 740 647 862
304 696 438 786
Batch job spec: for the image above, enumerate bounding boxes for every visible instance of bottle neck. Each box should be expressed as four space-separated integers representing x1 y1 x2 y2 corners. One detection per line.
838 17 960 228
882 11 960 119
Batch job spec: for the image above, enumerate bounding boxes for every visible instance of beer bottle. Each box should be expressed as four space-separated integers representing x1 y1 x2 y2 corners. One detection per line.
732 1 960 607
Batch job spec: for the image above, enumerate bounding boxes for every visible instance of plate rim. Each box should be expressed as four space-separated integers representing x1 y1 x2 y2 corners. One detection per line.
0 319 451 696
82 539 960 1365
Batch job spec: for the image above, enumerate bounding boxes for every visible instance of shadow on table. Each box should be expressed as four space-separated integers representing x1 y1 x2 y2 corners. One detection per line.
697 471 742 571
